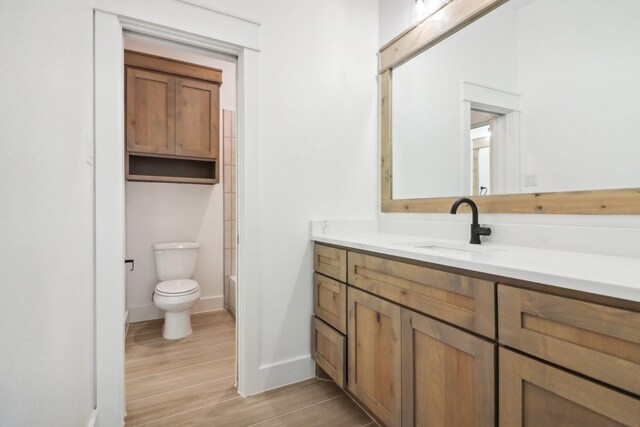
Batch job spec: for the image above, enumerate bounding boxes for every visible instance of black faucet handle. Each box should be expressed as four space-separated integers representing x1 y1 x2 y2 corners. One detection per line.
476 226 491 236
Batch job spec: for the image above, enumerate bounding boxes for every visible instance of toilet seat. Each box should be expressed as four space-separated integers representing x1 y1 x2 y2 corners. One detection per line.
155 279 199 296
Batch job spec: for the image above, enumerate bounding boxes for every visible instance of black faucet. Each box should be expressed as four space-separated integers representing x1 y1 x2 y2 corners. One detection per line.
450 197 492 244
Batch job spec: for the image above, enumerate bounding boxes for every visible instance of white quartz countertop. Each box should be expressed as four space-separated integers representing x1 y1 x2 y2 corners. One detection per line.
311 226 640 303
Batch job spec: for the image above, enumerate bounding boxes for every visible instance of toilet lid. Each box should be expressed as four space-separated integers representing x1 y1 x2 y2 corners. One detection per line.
155 279 199 296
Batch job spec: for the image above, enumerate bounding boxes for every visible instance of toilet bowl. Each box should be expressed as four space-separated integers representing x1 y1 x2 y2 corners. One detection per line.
153 279 201 339
152 242 201 340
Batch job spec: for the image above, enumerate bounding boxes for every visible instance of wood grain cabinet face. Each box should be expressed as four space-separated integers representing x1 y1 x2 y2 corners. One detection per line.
401 309 495 427
175 78 219 159
348 252 495 338
313 273 347 335
126 68 175 155
498 285 640 395
348 287 402 427
311 317 346 389
500 348 640 427
313 244 347 282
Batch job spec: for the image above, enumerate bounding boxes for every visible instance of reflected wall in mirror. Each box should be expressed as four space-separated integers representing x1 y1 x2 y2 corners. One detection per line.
383 0 640 212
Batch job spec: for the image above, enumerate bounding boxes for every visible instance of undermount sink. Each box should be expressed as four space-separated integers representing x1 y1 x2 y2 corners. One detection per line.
399 241 502 254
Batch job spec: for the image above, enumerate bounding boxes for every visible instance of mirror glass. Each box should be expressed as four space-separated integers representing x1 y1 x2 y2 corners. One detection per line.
391 0 640 200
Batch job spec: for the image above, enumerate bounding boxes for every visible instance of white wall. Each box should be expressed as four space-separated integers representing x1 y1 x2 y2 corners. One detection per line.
379 0 414 47
0 1 95 426
123 36 236 322
249 0 379 369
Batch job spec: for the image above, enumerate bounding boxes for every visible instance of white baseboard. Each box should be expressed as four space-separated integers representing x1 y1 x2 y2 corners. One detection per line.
192 295 224 314
87 409 98 427
242 355 315 397
128 295 224 323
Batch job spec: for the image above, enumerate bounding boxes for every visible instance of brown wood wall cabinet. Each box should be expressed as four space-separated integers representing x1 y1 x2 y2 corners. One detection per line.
311 242 640 426
124 50 222 185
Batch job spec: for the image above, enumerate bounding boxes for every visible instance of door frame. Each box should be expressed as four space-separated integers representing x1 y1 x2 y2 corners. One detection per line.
94 4 261 425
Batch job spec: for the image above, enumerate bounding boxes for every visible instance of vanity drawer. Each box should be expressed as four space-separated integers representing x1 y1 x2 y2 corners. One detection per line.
311 316 346 389
499 348 640 426
498 285 640 395
313 273 347 334
348 252 495 338
313 243 347 282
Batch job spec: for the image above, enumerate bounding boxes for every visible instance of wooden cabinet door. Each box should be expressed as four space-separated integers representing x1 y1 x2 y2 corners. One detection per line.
348 287 401 427
401 309 495 427
500 348 640 427
126 68 175 155
175 78 219 159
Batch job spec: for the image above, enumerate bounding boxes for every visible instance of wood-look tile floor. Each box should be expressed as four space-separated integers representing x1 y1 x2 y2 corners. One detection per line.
125 310 375 426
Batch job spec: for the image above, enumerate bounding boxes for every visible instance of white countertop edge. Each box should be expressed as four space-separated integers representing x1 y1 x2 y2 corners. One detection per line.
312 233 640 303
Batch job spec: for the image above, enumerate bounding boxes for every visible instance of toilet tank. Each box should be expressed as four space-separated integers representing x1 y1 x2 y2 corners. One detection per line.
153 242 200 281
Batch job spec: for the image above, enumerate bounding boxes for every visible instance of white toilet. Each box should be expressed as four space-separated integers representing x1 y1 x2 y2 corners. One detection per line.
152 242 201 340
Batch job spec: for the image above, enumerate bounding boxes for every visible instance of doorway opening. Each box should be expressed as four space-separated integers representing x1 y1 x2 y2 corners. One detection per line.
121 33 238 424
470 109 501 196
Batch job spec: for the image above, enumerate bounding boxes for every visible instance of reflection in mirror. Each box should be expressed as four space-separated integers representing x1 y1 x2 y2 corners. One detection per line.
391 0 640 200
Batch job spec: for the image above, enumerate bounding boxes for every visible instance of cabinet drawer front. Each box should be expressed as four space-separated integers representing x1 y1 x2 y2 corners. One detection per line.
314 244 347 282
499 285 640 395
313 273 347 334
348 252 495 338
500 348 640 426
348 287 402 427
311 316 346 389
402 309 495 427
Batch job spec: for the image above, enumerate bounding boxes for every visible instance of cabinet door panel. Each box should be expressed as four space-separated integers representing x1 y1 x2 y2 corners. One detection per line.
402 309 495 427
348 287 401 427
126 68 175 155
500 348 640 427
175 78 219 159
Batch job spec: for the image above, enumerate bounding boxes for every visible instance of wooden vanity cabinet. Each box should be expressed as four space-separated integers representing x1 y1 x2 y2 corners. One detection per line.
500 348 639 426
312 243 640 426
401 309 495 427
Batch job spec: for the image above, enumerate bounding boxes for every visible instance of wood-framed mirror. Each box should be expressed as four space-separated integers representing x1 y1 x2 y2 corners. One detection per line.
380 0 640 214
